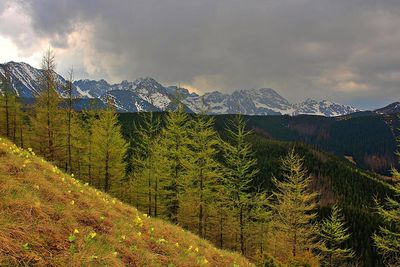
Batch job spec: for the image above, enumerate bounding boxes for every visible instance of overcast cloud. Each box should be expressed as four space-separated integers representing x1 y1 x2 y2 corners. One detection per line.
1 0 400 109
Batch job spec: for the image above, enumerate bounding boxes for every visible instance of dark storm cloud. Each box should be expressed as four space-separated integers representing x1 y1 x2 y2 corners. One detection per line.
4 0 400 108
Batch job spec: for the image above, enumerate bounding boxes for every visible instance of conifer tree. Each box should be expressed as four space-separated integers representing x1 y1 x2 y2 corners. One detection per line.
270 149 319 265
69 114 86 179
131 112 161 216
180 114 222 238
158 104 189 223
63 68 75 173
373 149 400 266
82 101 99 185
11 98 26 147
319 204 355 267
221 114 259 255
0 73 14 138
91 106 127 192
30 49 64 162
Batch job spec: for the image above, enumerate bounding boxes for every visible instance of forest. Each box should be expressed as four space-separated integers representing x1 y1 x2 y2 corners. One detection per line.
1 51 399 267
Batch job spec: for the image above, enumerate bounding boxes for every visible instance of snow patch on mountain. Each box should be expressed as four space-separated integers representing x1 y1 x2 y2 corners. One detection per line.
0 61 360 116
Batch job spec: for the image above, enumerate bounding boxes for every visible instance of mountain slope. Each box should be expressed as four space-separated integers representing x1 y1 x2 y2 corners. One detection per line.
0 61 81 98
0 138 252 267
375 101 400 115
293 99 359 116
1 61 358 116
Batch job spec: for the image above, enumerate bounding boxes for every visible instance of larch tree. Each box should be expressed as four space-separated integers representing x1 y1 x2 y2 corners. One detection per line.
30 49 64 162
91 105 128 192
221 114 259 255
131 112 161 216
180 114 222 238
82 101 99 185
0 73 14 139
158 103 189 223
11 97 26 147
62 67 75 173
373 148 400 266
319 204 355 267
270 148 319 266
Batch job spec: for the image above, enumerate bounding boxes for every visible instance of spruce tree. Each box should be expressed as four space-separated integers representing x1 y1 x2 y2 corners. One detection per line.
319 204 355 266
373 150 400 266
91 106 127 192
221 114 259 255
270 148 319 265
158 104 189 223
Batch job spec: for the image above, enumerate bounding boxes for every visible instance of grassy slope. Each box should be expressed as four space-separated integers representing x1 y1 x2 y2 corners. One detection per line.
0 138 252 267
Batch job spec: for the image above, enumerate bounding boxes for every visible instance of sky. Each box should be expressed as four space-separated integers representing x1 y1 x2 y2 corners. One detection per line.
0 0 400 109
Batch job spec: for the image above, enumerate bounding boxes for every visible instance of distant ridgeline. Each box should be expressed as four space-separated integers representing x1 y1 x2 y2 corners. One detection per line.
119 112 400 176
1 61 360 116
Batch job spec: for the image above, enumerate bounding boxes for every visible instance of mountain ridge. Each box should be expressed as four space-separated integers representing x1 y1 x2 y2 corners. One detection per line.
1 61 359 116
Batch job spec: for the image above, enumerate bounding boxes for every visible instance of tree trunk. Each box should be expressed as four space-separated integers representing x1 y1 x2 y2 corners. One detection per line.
240 205 245 255
199 169 204 238
104 151 110 192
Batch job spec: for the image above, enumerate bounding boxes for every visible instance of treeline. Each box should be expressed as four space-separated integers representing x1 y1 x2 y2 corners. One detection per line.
1 50 399 266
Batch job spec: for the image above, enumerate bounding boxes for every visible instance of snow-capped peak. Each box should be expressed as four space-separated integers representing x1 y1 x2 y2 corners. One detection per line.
0 61 359 116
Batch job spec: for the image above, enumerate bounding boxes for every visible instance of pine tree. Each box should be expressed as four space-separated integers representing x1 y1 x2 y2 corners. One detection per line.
158 104 189 223
373 150 400 266
270 148 319 265
319 204 355 267
131 112 161 216
221 114 259 255
30 49 64 162
91 106 127 192
180 114 222 238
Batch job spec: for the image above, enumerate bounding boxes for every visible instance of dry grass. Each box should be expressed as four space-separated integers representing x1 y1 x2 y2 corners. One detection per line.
0 138 252 267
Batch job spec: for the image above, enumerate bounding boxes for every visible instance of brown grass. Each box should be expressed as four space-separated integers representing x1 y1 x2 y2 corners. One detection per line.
0 138 252 267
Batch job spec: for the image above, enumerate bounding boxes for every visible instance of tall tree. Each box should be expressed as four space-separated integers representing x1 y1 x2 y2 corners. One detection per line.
158 104 189 223
91 106 127 192
373 147 400 266
319 204 355 267
131 112 161 216
63 67 74 173
30 49 64 162
270 149 319 265
82 101 99 185
180 114 222 238
221 114 259 255
0 72 14 139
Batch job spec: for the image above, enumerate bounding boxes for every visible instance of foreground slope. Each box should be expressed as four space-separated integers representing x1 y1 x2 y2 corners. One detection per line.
0 139 252 267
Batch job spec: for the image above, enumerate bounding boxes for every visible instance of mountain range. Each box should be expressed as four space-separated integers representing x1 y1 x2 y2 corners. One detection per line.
0 61 391 116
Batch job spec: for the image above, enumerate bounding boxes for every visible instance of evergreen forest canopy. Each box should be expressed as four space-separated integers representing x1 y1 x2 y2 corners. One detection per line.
1 50 399 266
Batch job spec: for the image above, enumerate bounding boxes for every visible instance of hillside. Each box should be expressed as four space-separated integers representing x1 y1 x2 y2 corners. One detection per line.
0 138 252 267
118 113 396 266
118 112 400 175
250 136 395 266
